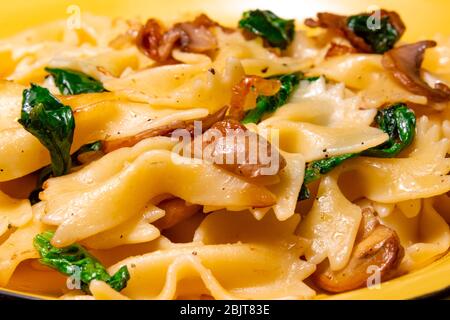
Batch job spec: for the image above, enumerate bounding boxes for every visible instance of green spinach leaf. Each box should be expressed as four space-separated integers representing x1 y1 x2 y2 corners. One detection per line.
45 67 105 95
239 10 295 49
298 153 358 200
34 231 130 293
299 103 416 200
303 153 359 185
362 103 416 157
19 84 75 177
347 14 400 53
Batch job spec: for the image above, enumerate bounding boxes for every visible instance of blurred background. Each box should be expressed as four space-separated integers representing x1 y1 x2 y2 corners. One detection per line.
0 0 449 39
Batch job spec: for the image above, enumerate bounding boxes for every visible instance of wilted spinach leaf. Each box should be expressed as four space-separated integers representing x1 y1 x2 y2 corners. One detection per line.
34 231 130 293
19 84 75 177
299 103 416 200
347 14 400 53
239 10 295 49
303 153 359 185
45 67 105 95
298 153 358 200
362 103 416 157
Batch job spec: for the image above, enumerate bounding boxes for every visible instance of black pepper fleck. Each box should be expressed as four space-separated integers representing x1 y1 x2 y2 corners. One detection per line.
261 67 268 73
208 68 216 75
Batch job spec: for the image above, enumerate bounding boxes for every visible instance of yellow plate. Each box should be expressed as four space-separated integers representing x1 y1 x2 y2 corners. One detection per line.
0 0 449 300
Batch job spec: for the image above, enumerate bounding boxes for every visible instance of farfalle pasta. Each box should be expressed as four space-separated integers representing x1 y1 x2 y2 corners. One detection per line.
0 8 448 299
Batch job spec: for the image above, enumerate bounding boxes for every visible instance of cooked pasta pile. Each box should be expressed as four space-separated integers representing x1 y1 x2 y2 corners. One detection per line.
0 9 449 300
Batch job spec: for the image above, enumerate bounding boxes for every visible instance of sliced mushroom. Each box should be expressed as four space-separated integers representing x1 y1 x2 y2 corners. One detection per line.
188 14 235 33
102 106 228 153
137 14 227 62
192 119 287 178
136 19 165 61
229 75 281 120
102 120 185 153
153 198 202 230
313 208 404 293
382 40 450 102
104 111 286 178
305 10 405 53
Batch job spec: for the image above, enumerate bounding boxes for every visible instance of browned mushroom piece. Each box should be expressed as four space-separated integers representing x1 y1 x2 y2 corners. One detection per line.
305 10 405 53
137 14 228 62
103 110 286 179
163 23 216 56
313 208 404 293
382 40 450 102
229 75 281 121
136 19 165 61
305 12 368 49
102 106 228 153
153 198 202 230
193 119 287 178
189 14 235 34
